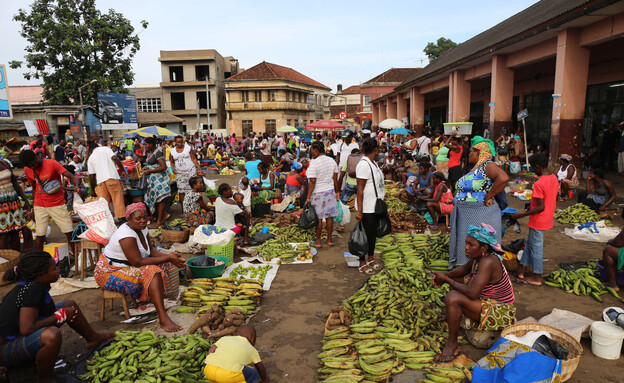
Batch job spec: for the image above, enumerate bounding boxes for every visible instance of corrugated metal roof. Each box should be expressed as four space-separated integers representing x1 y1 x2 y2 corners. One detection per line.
399 0 601 89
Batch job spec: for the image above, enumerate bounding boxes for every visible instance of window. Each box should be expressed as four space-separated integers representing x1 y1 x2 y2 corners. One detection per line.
195 65 210 81
254 91 262 102
242 91 249 102
287 119 291 126
137 98 162 113
297 93 302 103
242 120 253 136
363 94 371 106
169 66 183 82
265 119 276 134
286 91 291 101
196 91 211 109
269 91 275 101
171 92 185 110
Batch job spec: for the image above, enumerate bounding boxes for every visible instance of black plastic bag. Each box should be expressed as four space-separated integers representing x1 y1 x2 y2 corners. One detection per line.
376 213 392 237
348 222 368 258
299 205 318 230
502 238 525 253
58 257 70 278
190 256 216 267
532 335 569 360
248 232 275 246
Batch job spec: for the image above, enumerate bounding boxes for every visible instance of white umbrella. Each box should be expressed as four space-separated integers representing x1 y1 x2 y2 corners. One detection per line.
378 119 404 130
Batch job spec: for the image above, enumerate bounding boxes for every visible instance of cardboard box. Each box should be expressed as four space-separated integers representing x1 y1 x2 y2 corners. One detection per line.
44 243 69 263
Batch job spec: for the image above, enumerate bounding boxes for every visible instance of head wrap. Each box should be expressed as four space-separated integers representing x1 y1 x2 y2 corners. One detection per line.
470 136 495 167
292 161 302 171
559 154 572 162
466 223 503 254
500 128 507 135
125 202 147 219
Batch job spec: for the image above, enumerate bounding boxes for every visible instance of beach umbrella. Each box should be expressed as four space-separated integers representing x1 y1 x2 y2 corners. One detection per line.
276 125 298 133
388 127 410 135
123 126 179 138
379 118 404 130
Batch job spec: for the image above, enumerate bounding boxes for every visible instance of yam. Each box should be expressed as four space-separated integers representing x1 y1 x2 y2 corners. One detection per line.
331 307 342 313
201 325 211 335
223 317 234 326
218 324 224 330
211 326 238 338
188 312 216 334
232 318 244 326
339 311 345 323
344 318 351 326
228 307 242 315
328 318 343 326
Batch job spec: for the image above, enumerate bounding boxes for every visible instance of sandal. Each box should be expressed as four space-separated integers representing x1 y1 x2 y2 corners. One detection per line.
367 260 381 271
434 347 461 363
358 264 376 275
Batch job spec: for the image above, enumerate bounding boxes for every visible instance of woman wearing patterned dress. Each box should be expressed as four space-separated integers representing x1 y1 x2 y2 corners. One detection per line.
170 136 204 208
143 138 171 229
448 137 509 267
0 159 30 249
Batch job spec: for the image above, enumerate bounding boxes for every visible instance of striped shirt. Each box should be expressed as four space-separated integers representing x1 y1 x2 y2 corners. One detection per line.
472 258 515 304
306 154 338 193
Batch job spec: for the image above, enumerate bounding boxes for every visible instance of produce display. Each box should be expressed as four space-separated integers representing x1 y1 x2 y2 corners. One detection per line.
204 187 219 199
249 222 279 236
250 212 300 227
164 219 189 231
375 233 450 270
220 167 236 175
188 305 247 338
257 239 292 261
388 211 429 234
257 238 314 263
554 203 600 224
385 197 409 214
258 190 275 201
179 277 263 316
228 264 274 281
274 224 315 243
544 261 624 303
325 307 352 331
234 158 246 171
78 330 212 383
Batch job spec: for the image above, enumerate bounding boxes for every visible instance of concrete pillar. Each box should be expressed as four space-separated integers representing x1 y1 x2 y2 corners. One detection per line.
387 97 398 119
448 71 471 122
410 88 425 133
489 55 514 138
372 103 380 128
550 28 589 164
379 101 387 122
397 93 408 122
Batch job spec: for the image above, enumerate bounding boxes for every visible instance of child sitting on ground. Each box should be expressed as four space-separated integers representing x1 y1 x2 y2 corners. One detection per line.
233 192 250 237
203 325 268 383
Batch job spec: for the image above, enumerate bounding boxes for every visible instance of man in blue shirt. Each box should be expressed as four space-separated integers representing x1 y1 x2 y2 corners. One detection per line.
54 140 66 163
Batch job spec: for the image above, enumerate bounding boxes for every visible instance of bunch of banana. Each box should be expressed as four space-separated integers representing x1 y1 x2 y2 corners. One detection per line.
229 264 273 282
554 203 601 224
375 233 450 269
249 222 279 236
275 224 316 243
257 239 291 261
544 267 624 303
181 279 214 306
385 197 409 214
429 260 450 272
421 365 472 382
182 278 264 316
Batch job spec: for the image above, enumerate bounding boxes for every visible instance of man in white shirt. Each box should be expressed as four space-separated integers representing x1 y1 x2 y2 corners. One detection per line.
329 138 343 158
336 130 359 169
416 133 432 159
87 141 126 220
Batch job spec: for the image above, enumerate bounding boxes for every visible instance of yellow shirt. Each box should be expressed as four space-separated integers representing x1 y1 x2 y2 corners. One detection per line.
165 145 171 161
204 336 261 372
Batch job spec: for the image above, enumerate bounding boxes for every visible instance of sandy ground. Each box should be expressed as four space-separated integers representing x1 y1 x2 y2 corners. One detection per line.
4 172 624 382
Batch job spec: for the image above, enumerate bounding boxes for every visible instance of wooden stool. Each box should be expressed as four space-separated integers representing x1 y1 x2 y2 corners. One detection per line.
78 239 101 281
100 289 137 320
439 213 450 228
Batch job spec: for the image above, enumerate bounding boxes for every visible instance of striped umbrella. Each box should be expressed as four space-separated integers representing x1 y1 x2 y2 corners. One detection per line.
123 126 179 138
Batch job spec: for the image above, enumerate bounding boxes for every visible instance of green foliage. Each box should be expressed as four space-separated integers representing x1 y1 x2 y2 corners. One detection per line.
10 0 148 106
423 37 458 61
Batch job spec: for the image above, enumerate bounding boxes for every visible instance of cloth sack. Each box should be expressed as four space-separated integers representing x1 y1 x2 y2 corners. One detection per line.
73 193 116 245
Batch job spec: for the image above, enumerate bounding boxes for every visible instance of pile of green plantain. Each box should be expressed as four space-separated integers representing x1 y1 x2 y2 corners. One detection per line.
544 260 624 303
554 203 600 224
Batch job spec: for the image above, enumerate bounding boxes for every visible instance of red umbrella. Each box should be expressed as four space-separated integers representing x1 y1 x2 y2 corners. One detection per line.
305 120 345 132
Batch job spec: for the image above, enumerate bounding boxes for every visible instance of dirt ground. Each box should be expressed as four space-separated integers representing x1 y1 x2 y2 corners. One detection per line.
4 172 624 382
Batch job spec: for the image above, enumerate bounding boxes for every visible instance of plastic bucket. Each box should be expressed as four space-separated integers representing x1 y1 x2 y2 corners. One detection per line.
590 321 624 360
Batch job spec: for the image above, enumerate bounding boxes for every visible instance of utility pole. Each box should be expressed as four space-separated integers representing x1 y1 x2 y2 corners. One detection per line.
206 73 211 134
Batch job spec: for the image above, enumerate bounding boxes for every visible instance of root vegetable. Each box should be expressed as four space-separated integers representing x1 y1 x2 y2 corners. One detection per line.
328 318 343 326
211 326 238 338
188 311 216 334
201 325 211 335
232 318 244 326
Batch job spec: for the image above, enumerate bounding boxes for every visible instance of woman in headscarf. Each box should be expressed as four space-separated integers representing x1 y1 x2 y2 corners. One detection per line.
556 154 579 200
94 203 186 332
433 223 515 363
448 136 509 267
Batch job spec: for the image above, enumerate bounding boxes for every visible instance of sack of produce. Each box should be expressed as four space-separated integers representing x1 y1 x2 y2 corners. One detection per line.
299 205 318 230
73 193 116 245
348 222 368 257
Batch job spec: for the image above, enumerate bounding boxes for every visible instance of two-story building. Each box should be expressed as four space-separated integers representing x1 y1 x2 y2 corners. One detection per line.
330 85 362 128
159 49 239 134
225 61 332 136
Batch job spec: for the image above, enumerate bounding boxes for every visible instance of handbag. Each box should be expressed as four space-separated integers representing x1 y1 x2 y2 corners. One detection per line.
33 168 62 195
365 160 387 215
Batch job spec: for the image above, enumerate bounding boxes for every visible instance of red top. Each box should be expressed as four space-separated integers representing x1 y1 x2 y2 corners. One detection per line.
529 174 559 231
24 159 67 207
29 141 48 152
448 146 463 168
286 173 302 187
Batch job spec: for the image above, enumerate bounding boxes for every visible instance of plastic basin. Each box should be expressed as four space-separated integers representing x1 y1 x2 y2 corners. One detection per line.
596 260 624 287
187 255 229 279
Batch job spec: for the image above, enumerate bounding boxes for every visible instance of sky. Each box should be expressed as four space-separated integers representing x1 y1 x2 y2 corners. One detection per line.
1 0 540 92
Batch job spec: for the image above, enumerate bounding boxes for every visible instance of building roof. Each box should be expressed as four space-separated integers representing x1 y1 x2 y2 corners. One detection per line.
225 61 331 90
137 112 183 124
8 85 43 105
362 68 421 85
399 0 597 88
338 85 361 95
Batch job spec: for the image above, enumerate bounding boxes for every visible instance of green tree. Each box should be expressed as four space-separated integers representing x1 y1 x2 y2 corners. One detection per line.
423 37 458 61
9 0 148 106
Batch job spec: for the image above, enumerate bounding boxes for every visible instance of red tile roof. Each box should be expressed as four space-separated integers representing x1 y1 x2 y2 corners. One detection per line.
338 85 361 95
363 68 421 85
225 61 330 90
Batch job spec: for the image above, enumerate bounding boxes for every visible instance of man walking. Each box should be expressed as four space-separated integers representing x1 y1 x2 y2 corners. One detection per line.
86 141 126 221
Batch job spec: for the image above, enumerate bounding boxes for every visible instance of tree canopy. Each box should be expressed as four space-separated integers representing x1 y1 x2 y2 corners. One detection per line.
9 0 148 106
423 37 458 62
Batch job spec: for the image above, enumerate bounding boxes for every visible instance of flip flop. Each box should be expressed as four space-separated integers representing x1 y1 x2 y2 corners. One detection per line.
358 264 376 275
434 347 461 363
513 277 541 286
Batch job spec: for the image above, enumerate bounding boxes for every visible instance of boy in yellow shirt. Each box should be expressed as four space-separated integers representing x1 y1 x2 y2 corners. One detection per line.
203 325 268 383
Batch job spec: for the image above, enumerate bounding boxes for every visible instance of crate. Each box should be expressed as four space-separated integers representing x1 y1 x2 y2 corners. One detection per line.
443 122 473 136
205 236 235 266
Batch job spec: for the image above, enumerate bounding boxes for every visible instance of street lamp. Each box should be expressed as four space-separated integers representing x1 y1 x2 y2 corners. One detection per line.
78 79 98 138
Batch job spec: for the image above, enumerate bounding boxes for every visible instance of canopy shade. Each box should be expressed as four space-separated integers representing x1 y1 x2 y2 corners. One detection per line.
378 118 404 130
276 125 298 133
123 126 179 138
305 120 344 131
388 127 410 135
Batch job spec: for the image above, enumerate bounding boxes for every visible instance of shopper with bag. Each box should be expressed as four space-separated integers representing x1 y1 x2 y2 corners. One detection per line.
305 141 339 248
86 141 126 222
355 138 385 274
20 150 80 251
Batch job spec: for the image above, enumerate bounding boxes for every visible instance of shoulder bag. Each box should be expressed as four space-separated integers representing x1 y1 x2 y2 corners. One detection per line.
364 159 387 215
33 167 61 195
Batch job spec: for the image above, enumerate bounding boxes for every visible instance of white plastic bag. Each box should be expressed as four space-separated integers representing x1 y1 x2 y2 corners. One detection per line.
340 202 351 226
192 225 235 246
73 193 116 245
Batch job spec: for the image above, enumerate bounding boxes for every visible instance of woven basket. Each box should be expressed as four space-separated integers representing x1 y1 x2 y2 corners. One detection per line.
501 322 582 382
161 228 189 243
0 250 21 287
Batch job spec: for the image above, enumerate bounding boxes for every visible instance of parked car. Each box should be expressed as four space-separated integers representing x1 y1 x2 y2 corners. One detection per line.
99 100 124 123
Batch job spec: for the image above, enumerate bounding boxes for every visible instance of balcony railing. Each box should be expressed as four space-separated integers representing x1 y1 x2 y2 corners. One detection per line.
226 101 312 111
